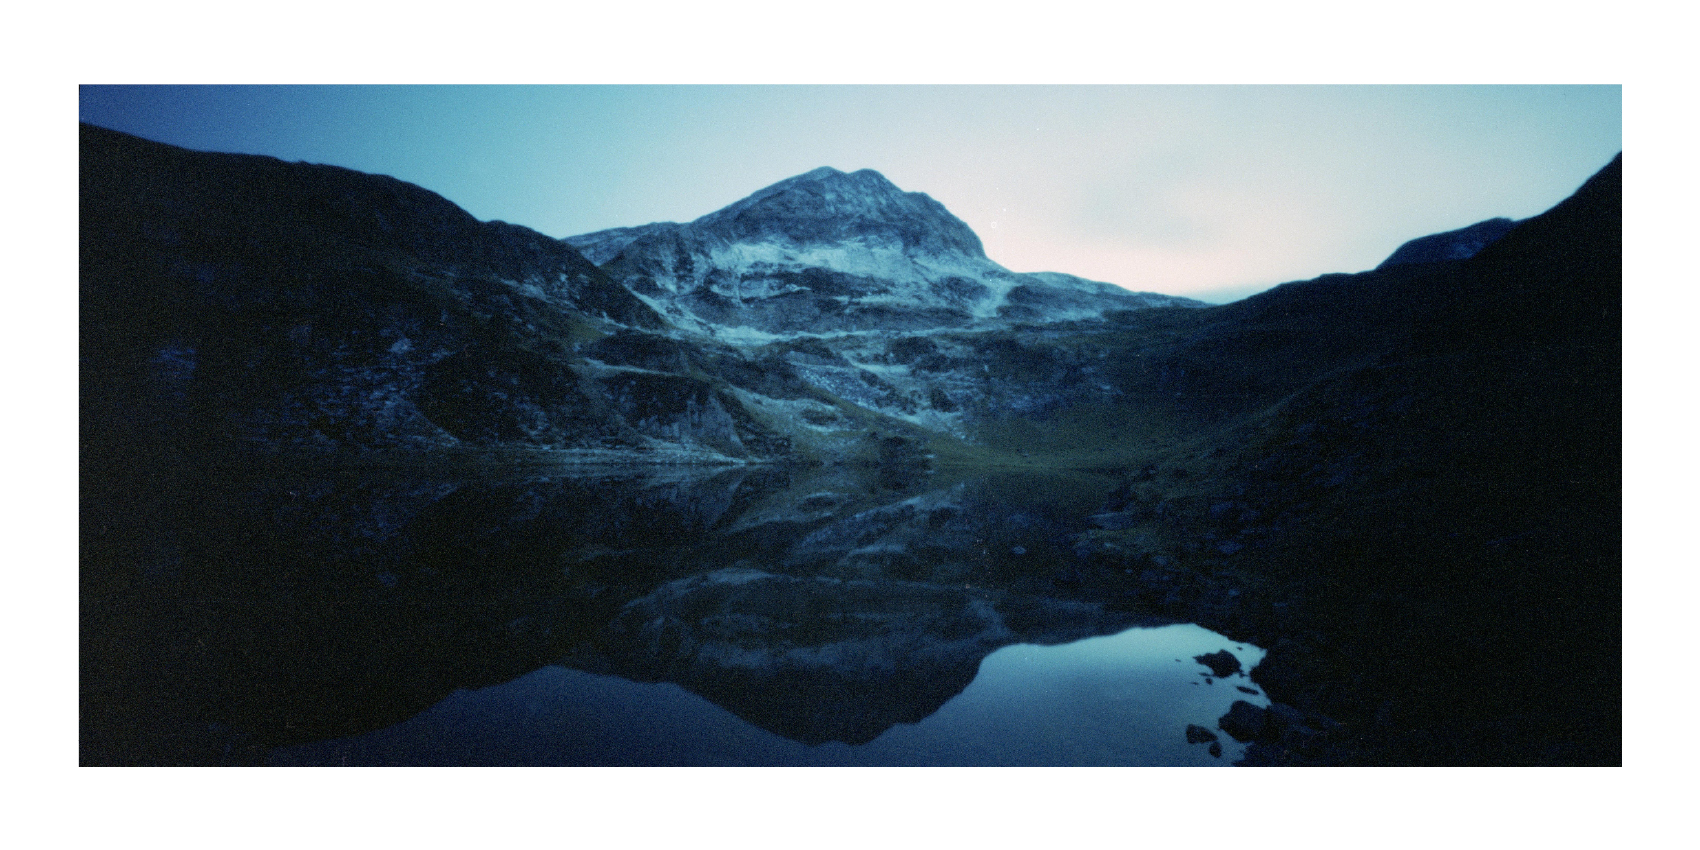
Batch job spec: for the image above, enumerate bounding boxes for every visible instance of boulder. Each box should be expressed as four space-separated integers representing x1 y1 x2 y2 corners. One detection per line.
1194 649 1242 678
1219 700 1269 742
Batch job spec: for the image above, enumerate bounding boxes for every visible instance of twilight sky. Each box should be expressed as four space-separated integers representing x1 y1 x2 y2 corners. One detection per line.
79 85 1620 304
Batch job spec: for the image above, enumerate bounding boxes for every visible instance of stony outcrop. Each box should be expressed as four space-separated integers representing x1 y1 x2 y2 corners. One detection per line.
1194 649 1243 678
1218 700 1268 742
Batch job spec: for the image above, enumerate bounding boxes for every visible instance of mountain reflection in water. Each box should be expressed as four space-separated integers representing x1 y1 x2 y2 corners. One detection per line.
274 625 1265 766
83 462 1265 766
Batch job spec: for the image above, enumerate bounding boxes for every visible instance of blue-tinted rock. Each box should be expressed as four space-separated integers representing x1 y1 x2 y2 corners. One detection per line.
1194 649 1242 677
1219 700 1269 742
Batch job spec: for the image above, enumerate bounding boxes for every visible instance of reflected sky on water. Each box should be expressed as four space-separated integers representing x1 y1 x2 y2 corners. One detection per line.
273 624 1265 766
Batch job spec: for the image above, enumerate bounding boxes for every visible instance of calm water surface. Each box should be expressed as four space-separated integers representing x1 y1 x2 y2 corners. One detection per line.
273 624 1265 766
84 462 1266 766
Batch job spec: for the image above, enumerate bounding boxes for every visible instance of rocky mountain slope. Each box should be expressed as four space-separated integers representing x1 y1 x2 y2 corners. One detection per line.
567 166 1201 340
81 125 871 469
81 127 1201 474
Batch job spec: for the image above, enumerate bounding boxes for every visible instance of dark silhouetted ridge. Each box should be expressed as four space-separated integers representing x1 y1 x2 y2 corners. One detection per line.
1377 217 1518 268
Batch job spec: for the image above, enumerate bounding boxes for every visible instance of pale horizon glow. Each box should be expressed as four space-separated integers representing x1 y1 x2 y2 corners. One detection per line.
79 85 1621 304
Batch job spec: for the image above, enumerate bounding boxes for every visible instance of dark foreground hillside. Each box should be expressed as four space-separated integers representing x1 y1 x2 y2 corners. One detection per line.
1071 156 1621 764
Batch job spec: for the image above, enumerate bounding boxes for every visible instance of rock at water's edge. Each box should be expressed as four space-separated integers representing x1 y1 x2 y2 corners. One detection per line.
1219 700 1268 743
1194 649 1242 678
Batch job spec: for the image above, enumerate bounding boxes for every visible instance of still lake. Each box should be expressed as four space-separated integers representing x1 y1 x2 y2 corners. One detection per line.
83 462 1265 766
272 624 1264 766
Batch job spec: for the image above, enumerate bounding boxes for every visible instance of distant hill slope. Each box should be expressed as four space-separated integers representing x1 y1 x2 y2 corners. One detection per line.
1376 216 1519 268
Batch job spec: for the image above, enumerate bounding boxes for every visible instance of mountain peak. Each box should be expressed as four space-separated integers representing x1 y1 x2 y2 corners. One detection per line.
793 165 849 181
693 167 984 258
771 166 893 188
